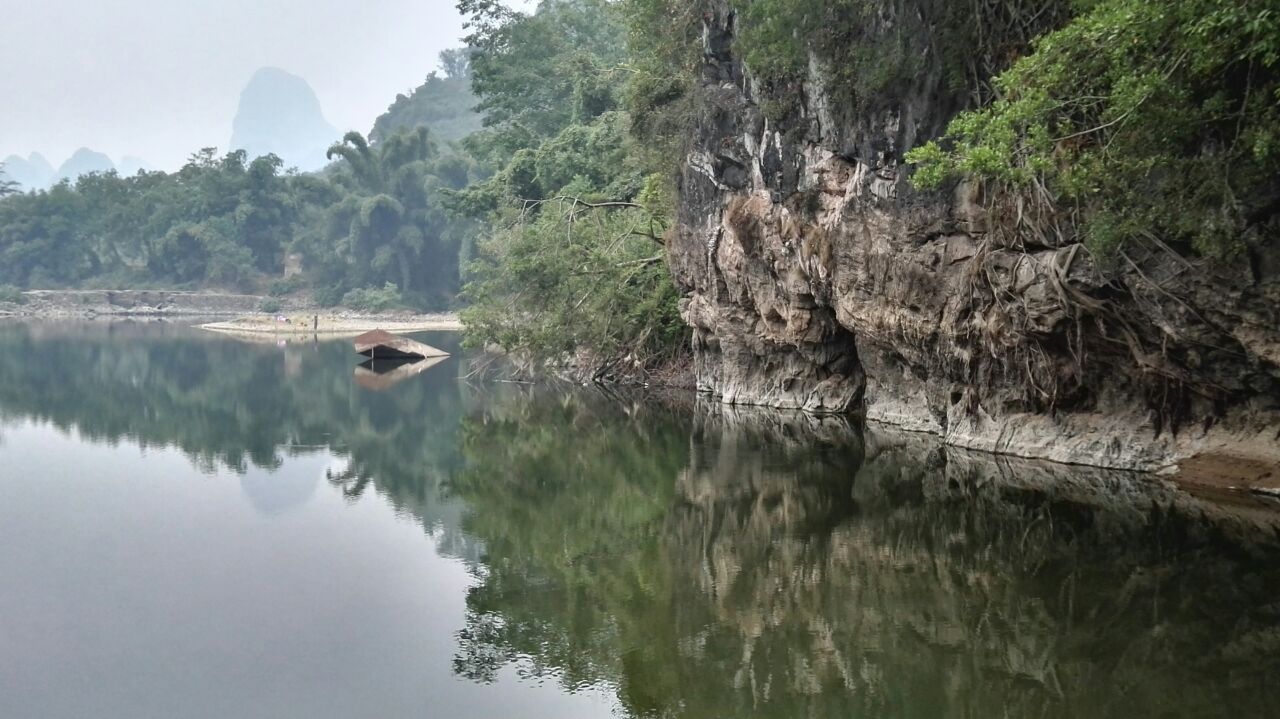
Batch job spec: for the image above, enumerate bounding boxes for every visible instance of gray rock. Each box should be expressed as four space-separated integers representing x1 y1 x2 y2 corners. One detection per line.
57 148 116 182
1 152 57 190
230 67 338 172
669 2 1280 471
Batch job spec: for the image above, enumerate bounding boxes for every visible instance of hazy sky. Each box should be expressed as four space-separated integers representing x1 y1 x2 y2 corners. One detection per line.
0 0 530 171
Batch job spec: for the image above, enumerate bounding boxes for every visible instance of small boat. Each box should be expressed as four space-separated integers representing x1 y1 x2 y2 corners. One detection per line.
353 329 450 361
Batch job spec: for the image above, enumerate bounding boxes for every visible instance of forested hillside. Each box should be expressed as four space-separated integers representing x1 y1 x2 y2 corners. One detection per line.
0 0 693 368
0 51 482 311
371 49 484 144
1 0 1275 385
453 0 692 369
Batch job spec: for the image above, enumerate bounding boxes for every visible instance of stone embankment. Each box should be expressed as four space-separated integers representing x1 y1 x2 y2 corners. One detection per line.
0 290 287 318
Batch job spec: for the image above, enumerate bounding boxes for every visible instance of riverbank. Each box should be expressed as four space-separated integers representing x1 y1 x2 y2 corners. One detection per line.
0 289 284 318
0 289 462 335
201 314 462 337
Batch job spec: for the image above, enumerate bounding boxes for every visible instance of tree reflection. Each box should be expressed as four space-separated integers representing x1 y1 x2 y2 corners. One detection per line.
0 321 472 549
2 322 1277 717
449 397 1280 719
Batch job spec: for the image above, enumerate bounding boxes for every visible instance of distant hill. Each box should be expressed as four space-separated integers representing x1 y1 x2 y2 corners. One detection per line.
230 67 339 172
58 148 116 182
118 156 155 176
371 49 482 145
2 153 57 191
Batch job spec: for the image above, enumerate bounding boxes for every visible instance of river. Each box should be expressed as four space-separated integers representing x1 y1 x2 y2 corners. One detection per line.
0 321 1277 718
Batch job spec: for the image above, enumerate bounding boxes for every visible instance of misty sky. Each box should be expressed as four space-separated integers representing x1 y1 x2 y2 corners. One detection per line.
1 0 530 171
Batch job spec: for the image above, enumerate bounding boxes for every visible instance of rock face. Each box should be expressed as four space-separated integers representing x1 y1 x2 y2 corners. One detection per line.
1 153 56 191
666 407 1280 717
669 3 1280 470
230 67 338 172
118 156 154 177
57 148 116 183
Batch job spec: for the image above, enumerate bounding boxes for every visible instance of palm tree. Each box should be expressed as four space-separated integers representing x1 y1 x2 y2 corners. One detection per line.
316 128 450 297
0 162 19 198
326 132 382 192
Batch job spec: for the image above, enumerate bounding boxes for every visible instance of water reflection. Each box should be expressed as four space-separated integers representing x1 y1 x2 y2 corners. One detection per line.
354 356 449 392
0 320 473 555
0 321 1277 718
451 394 1280 719
237 454 327 516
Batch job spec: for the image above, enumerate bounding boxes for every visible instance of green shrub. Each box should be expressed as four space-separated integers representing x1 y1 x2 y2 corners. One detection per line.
312 284 345 308
268 276 307 297
258 299 283 314
728 1 923 107
341 283 403 313
907 0 1280 258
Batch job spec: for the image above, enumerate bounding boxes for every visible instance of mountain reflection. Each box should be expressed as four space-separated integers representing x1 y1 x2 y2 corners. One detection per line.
1 321 1278 718
0 321 472 543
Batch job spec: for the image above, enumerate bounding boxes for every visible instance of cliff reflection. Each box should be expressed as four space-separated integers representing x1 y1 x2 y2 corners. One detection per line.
451 397 1280 719
2 322 1277 718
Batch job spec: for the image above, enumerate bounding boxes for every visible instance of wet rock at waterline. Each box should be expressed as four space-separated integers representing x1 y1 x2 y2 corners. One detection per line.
670 2 1280 471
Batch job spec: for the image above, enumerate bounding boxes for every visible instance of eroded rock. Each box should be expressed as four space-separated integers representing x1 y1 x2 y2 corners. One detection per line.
670 2 1280 470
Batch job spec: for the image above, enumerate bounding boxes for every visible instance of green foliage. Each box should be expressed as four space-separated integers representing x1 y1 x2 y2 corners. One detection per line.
0 122 474 309
258 298 282 313
267 275 307 297
729 0 1073 120
453 0 691 365
311 283 345 308
621 0 704 174
455 0 689 367
459 0 629 160
295 128 475 310
371 50 484 144
907 0 1280 257
341 282 403 313
727 0 918 113
0 150 295 290
0 163 19 198
461 199 683 364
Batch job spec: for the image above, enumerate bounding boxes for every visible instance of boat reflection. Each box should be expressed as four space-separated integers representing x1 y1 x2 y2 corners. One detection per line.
354 356 449 391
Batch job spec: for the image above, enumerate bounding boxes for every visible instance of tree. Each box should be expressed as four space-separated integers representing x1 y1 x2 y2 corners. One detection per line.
454 0 688 369
370 50 485 144
0 163 18 198
907 0 1280 258
439 47 474 79
299 128 469 308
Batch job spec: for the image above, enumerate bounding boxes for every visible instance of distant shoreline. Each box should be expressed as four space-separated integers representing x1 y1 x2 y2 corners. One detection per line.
201 315 463 337
0 289 464 333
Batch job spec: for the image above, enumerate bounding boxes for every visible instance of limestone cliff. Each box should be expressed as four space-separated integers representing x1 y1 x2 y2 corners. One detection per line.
669 3 1280 470
230 68 338 172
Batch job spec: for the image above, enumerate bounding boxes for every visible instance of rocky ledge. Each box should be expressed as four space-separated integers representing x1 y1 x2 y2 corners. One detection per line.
667 4 1280 471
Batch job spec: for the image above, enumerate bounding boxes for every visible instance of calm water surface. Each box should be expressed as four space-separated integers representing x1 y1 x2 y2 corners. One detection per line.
1 321 1278 718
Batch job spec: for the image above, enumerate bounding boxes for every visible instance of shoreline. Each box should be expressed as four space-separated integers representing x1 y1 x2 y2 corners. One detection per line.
200 314 463 337
0 289 464 334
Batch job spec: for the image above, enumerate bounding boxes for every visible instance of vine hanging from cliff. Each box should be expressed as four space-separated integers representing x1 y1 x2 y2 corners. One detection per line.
907 0 1280 259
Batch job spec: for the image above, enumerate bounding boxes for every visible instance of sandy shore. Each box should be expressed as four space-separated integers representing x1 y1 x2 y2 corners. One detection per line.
200 313 463 337
0 290 464 335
